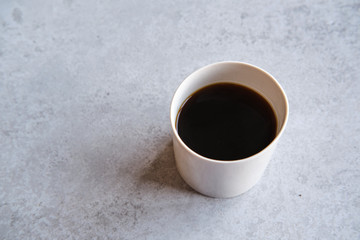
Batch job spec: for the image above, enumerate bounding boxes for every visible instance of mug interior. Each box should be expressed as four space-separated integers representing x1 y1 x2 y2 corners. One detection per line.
170 62 289 158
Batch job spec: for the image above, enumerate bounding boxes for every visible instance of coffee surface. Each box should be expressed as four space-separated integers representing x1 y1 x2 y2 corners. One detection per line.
177 83 277 160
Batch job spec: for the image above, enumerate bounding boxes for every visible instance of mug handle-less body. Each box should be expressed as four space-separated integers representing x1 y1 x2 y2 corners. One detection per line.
170 62 289 198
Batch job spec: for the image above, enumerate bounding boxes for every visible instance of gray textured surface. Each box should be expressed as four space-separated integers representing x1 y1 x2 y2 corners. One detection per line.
1 0 359 239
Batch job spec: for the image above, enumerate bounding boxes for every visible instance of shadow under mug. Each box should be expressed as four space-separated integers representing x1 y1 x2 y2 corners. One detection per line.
170 62 289 198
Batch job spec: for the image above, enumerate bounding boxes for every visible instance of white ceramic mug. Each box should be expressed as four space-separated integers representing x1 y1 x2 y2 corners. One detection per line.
170 62 289 198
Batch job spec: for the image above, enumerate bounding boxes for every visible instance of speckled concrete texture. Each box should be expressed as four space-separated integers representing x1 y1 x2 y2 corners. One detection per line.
0 0 359 239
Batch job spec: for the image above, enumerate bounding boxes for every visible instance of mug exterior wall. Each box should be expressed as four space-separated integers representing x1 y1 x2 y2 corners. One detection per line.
170 62 288 198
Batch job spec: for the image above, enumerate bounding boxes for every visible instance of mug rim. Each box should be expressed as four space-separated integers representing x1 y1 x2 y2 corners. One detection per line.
170 61 289 164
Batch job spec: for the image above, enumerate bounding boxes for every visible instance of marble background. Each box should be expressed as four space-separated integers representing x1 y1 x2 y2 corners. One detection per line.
0 0 359 239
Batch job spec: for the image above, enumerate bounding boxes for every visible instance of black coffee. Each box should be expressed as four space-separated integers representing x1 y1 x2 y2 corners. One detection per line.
176 83 277 160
